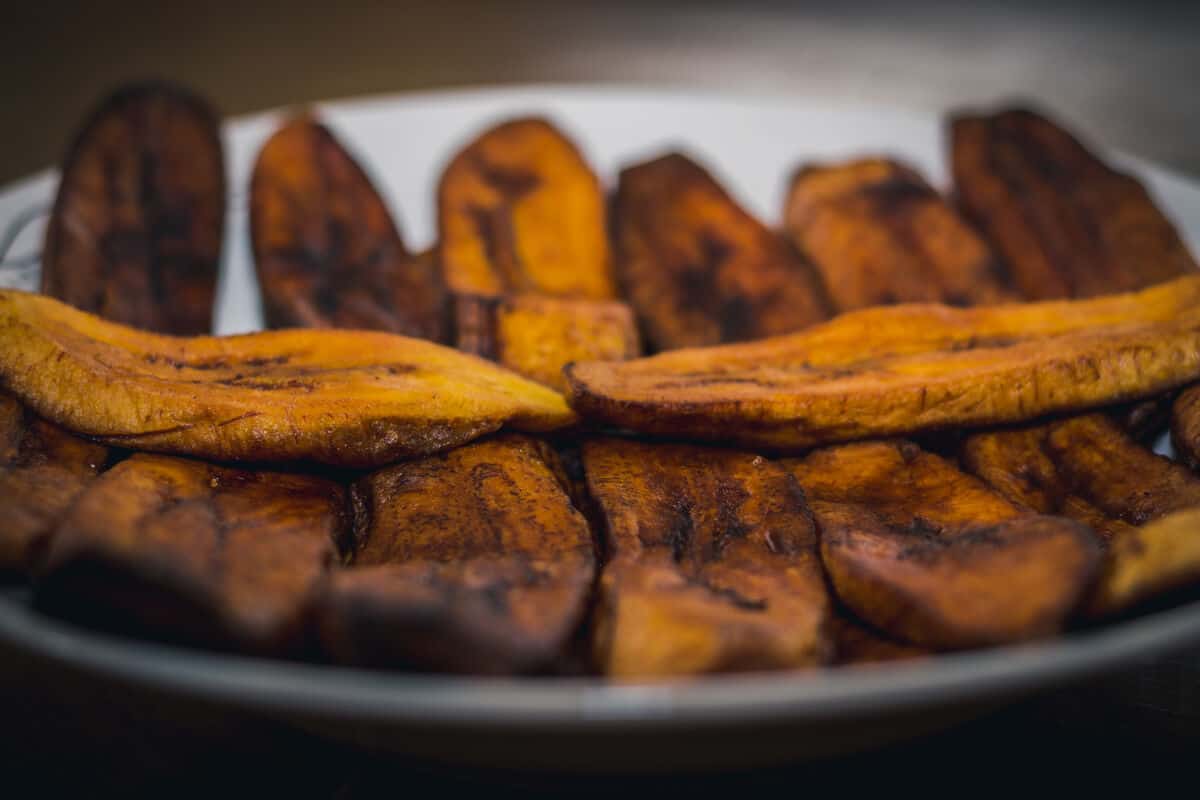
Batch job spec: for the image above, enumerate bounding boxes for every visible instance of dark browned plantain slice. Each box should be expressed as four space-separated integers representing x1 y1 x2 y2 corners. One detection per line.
35 453 343 654
41 82 224 334
583 438 830 677
0 289 574 467
784 158 1016 310
251 116 447 340
613 152 830 351
453 293 640 392
784 440 1098 649
438 117 616 299
566 275 1200 451
951 107 1197 300
1172 385 1200 470
827 613 930 666
963 414 1200 617
315 435 595 674
0 391 108 572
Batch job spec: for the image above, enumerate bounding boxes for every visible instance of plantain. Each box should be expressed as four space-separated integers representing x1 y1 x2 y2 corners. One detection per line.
0 289 574 468
1172 385 1200 470
784 441 1098 649
251 116 447 340
828 613 930 666
566 275 1200 451
784 158 1016 310
583 438 830 677
315 436 595 674
35 453 343 654
951 107 1197 300
438 117 616 299
962 414 1200 617
453 293 640 392
613 152 830 351
0 391 108 572
41 82 224 335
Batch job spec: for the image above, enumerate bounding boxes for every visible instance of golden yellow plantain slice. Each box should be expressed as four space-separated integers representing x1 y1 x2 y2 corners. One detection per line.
613 153 830 351
784 158 1016 310
41 82 224 335
0 391 108 572
784 441 1098 649
566 276 1200 451
0 290 574 467
315 436 595 674
951 107 1197 300
453 293 641 392
438 117 616 299
963 413 1200 617
583 438 830 678
251 116 447 340
35 453 343 654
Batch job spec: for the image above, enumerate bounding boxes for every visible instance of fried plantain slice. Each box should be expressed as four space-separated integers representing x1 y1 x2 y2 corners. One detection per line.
783 441 1098 648
827 613 929 666
951 107 1197 300
35 453 343 654
613 153 830 351
0 289 574 468
0 391 108 572
813 501 1098 649
251 117 447 340
438 117 616 299
41 82 224 335
566 276 1200 451
315 435 594 674
453 293 641 392
1171 385 1200 470
962 414 1200 616
784 158 1016 310
583 438 830 677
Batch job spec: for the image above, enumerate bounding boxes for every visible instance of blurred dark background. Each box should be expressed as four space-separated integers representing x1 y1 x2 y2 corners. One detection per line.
3 0 1199 184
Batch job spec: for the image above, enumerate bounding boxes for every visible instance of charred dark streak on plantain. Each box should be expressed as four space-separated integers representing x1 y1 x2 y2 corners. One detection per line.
469 461 519 552
694 577 768 611
664 497 696 564
469 156 542 289
710 476 752 560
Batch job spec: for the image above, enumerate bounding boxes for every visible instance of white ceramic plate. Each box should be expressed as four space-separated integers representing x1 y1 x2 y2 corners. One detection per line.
2 86 1199 770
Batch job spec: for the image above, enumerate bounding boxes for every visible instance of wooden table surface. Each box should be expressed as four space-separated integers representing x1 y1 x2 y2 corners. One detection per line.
3 0 1200 788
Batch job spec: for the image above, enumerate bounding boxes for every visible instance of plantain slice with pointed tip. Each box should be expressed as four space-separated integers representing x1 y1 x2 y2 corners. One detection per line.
784 440 1098 649
613 152 830 351
0 289 574 468
784 158 1016 310
315 435 595 674
35 453 343 654
453 293 640 392
962 413 1200 617
566 275 1200 451
0 391 109 572
41 82 224 335
251 116 447 340
951 107 1197 300
438 117 616 299
583 438 831 678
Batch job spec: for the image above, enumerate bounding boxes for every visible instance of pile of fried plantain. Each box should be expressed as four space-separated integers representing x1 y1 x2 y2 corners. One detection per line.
41 83 224 335
316 436 595 674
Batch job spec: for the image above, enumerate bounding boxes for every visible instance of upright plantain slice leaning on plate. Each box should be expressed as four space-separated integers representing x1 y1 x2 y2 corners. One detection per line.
5 83 1200 680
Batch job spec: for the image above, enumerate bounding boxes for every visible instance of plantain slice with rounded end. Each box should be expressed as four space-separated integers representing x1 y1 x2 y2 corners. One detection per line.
815 501 1099 650
315 436 595 674
35 453 343 655
951 107 1197 300
42 82 224 334
784 158 1016 310
566 275 1200 451
453 293 640 392
438 117 616 299
614 152 830 351
251 116 447 340
0 391 108 572
962 414 1200 618
583 438 831 678
0 289 574 468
